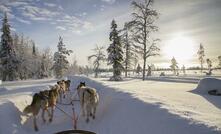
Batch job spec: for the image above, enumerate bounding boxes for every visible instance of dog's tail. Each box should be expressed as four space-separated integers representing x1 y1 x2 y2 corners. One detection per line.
23 105 32 114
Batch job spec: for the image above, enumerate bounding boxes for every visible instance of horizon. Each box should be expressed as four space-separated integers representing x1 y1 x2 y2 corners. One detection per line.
0 0 221 68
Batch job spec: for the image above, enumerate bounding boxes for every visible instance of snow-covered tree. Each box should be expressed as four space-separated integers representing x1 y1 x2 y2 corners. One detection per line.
136 64 142 75
88 45 106 78
107 19 124 81
12 34 26 79
42 48 53 77
0 13 19 81
206 58 212 71
218 56 221 68
146 65 151 76
120 22 137 77
197 43 205 73
130 0 160 80
52 36 73 78
170 57 178 75
182 65 186 75
132 54 139 74
38 48 53 78
146 64 155 76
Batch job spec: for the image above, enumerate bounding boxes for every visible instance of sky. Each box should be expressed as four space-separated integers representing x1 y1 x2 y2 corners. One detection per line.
0 0 220 68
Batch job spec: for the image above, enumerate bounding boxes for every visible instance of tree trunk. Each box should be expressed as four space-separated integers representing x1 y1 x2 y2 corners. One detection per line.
125 30 129 78
142 18 147 81
125 66 128 77
142 57 146 81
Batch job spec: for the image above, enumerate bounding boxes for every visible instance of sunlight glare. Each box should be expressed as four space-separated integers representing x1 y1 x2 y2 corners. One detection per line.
163 35 196 65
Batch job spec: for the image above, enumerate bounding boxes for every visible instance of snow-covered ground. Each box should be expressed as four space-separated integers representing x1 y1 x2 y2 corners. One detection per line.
0 75 220 134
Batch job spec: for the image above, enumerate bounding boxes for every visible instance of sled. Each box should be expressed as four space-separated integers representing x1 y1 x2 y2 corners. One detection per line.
54 129 96 134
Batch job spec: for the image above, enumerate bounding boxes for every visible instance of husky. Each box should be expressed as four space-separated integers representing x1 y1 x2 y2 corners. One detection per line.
23 85 60 131
57 80 66 101
77 82 99 123
57 80 71 100
47 85 60 122
64 80 71 91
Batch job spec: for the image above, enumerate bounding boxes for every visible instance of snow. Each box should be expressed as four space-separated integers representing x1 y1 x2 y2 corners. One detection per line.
193 78 221 94
0 75 220 134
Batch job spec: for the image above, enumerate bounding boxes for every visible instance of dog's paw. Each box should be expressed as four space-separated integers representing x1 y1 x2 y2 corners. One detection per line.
49 118 53 122
92 115 95 119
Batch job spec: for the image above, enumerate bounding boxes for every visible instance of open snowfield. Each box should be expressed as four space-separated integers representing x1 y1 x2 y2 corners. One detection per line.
0 75 221 134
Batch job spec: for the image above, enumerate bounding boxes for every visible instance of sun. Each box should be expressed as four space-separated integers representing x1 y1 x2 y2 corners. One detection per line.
163 35 196 65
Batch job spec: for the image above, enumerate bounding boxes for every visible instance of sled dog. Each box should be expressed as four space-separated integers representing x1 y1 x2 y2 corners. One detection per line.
23 85 60 131
64 80 71 91
77 82 99 123
57 80 71 100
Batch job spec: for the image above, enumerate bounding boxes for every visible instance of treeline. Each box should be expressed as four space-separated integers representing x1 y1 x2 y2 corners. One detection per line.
12 33 54 80
0 13 90 81
0 14 54 81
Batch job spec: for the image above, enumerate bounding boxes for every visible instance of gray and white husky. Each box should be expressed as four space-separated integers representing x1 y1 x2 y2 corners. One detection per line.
77 82 99 123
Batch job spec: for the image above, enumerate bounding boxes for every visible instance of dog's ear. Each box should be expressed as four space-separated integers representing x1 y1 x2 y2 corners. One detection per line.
83 82 86 85
57 81 59 84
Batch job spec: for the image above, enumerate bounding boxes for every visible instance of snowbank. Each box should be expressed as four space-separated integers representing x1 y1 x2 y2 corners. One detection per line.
194 78 221 95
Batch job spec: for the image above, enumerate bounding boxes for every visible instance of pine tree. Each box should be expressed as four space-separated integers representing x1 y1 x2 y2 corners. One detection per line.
0 13 19 81
52 36 73 78
170 57 178 75
32 41 36 56
136 64 142 75
107 20 124 81
197 43 205 73
88 45 106 78
130 0 160 80
206 58 212 72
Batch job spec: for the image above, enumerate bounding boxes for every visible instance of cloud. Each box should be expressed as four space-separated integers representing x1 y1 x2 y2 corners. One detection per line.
56 26 66 31
0 5 11 13
21 5 60 21
10 27 16 32
58 5 64 10
101 0 116 4
56 14 94 31
0 5 15 19
44 2 57 8
7 1 28 7
16 17 31 24
83 22 93 30
75 12 87 17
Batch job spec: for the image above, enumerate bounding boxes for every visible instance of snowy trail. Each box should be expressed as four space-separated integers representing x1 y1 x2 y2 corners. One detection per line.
0 76 220 134
94 77 221 131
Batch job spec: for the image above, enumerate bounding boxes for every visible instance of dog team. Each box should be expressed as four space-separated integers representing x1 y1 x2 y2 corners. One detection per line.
23 80 99 131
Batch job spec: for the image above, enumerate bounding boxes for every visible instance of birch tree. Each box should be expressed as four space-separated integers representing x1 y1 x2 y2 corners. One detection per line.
130 0 160 80
88 45 106 78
